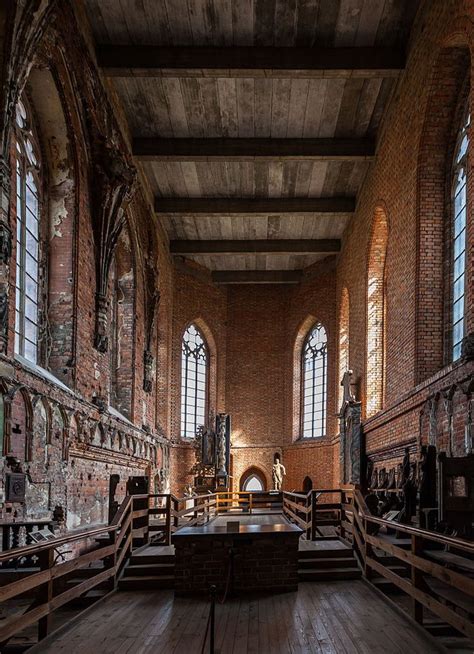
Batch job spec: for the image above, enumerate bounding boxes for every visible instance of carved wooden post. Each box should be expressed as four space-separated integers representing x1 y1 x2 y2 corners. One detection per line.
165 494 171 545
411 534 424 624
37 547 54 641
173 497 179 533
107 527 118 591
311 490 317 541
339 490 345 541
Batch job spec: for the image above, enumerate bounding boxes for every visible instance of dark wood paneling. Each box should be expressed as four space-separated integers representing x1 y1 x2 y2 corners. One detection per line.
155 197 355 213
134 137 375 161
170 239 341 254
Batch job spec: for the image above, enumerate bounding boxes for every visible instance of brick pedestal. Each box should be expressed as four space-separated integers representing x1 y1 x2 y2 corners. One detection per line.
173 523 302 595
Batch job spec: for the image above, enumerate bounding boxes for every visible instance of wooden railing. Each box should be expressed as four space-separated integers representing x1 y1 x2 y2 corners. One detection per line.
282 487 353 540
216 491 253 514
0 492 144 646
349 488 474 641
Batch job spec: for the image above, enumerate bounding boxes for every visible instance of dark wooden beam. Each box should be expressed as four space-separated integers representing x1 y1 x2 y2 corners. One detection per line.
212 270 303 284
170 239 340 255
97 46 404 79
156 197 355 214
134 138 374 162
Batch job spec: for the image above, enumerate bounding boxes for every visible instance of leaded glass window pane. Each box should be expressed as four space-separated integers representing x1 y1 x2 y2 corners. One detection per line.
451 107 469 361
301 323 327 439
14 96 41 364
181 324 208 438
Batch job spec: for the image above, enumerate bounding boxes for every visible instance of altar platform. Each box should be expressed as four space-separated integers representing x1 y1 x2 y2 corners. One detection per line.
172 514 302 595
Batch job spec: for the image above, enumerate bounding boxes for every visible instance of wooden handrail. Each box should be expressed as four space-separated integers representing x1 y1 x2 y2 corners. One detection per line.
353 489 474 553
0 524 116 563
283 490 310 500
350 486 474 639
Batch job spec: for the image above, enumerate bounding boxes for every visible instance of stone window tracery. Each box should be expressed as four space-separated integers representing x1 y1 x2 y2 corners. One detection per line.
181 323 208 439
301 323 327 439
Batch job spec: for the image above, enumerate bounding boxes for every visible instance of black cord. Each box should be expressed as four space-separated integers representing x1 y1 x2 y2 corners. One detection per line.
200 609 212 654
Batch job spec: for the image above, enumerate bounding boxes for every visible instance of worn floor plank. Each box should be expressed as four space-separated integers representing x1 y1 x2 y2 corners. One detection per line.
34 580 438 654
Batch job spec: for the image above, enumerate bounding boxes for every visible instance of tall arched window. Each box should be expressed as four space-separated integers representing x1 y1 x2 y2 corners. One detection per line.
14 97 42 364
338 288 350 408
301 323 327 439
181 324 208 438
451 106 469 361
367 207 388 417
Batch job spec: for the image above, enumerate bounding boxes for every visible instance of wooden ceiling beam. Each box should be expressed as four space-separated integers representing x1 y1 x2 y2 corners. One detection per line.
155 197 355 214
97 46 404 79
134 138 374 162
212 270 303 284
170 239 340 255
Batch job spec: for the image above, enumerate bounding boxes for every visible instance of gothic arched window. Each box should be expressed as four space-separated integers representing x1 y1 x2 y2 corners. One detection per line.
451 106 469 361
301 323 327 439
14 97 42 364
181 324 208 438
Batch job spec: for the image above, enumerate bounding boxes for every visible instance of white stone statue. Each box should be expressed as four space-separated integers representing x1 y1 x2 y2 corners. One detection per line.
272 455 286 491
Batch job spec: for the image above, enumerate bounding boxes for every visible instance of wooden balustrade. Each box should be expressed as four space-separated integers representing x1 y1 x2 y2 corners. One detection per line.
282 487 353 541
350 488 474 640
5 486 473 645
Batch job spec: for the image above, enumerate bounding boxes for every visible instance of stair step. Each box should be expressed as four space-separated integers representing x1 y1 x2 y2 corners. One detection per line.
130 554 175 565
371 578 405 594
123 563 174 577
298 567 361 581
118 575 175 590
298 557 356 569
425 622 463 638
298 548 352 560
69 589 108 608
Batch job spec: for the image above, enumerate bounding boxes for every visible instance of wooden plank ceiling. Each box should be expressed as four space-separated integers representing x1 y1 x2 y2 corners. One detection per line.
86 0 419 282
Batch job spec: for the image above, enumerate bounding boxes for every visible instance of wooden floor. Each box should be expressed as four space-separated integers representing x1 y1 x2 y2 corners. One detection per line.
34 581 439 654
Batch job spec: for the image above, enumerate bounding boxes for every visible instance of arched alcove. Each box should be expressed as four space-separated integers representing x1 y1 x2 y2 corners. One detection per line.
109 223 135 419
338 287 350 409
416 45 471 380
240 466 267 492
27 67 77 383
366 206 389 417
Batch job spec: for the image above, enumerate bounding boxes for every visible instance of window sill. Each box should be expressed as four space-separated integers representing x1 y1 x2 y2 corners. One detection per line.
294 435 327 444
108 404 135 427
14 354 74 396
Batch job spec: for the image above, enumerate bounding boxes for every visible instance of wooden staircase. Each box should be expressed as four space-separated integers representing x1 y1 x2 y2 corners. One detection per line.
298 541 361 582
118 547 175 591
